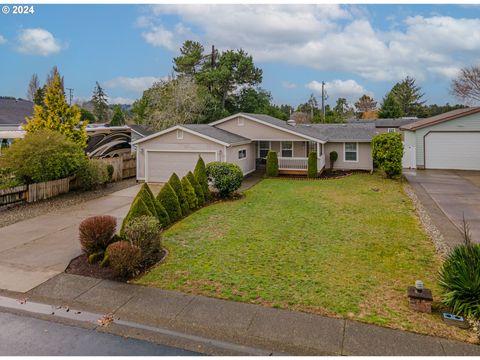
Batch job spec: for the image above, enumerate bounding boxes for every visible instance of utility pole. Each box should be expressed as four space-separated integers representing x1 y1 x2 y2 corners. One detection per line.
321 81 325 122
66 88 74 105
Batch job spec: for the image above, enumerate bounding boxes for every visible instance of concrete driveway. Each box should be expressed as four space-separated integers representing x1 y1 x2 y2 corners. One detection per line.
0 185 140 293
405 169 480 245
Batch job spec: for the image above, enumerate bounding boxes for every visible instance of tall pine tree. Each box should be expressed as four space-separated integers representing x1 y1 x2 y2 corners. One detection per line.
91 82 109 122
23 68 88 148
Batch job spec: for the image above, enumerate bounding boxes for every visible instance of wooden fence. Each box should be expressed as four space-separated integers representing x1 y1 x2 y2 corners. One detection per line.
0 185 27 208
99 153 136 182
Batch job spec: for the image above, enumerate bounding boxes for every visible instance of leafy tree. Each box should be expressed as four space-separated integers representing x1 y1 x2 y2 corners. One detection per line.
1 129 86 183
389 76 425 116
110 105 125 126
131 95 149 124
227 88 288 120
372 132 403 178
173 40 205 76
378 92 404 119
355 94 377 116
23 68 88 148
27 73 40 101
451 65 480 104
91 81 109 122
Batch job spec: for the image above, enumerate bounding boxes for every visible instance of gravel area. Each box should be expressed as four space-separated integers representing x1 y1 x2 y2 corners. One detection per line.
403 182 451 258
0 178 137 229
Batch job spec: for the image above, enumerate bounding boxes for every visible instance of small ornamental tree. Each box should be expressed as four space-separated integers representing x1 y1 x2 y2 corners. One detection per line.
372 132 403 178
307 152 318 178
329 151 338 171
121 197 154 233
266 151 279 177
194 156 210 200
187 171 205 206
156 182 182 222
181 176 198 209
169 173 189 216
206 162 243 197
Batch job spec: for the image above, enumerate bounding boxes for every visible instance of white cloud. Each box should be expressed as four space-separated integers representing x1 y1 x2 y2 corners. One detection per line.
306 79 371 102
282 81 297 89
139 5 480 83
103 76 166 92
0 35 6 45
16 28 61 56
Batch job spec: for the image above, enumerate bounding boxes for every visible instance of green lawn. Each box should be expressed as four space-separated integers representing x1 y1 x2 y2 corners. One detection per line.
137 173 471 342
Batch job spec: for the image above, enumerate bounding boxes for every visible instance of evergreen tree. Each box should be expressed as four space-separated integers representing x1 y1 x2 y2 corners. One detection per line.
187 171 205 206
378 92 404 119
173 40 205 76
194 156 210 201
23 68 88 148
110 105 125 126
33 86 46 107
168 173 189 216
389 76 425 117
91 82 109 122
181 176 198 209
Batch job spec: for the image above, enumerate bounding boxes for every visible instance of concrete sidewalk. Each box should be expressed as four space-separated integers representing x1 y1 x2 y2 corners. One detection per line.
16 273 479 356
0 185 140 292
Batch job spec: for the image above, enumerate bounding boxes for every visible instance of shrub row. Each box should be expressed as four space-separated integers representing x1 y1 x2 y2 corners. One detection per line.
265 150 319 178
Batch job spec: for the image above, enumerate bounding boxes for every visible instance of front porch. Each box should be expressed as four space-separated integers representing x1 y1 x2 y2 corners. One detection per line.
255 140 325 175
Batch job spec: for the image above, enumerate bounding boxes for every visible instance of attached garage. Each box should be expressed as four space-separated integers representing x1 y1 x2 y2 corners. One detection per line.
401 107 480 170
425 132 480 170
145 151 217 183
133 124 252 183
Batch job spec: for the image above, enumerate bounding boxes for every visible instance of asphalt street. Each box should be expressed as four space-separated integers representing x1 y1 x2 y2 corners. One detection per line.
0 311 201 356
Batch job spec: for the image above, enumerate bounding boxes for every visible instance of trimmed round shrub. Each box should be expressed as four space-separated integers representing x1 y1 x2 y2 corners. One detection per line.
187 171 205 206
307 152 318 178
76 159 109 191
169 173 189 216
79 215 117 255
106 241 142 278
206 162 243 198
1 129 86 184
181 175 198 209
372 132 403 178
329 151 338 171
123 215 161 262
156 182 182 222
121 196 154 234
266 151 279 177
439 243 480 319
194 156 210 201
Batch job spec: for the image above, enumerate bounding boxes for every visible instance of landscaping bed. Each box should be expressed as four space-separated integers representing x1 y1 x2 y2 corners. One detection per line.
136 173 477 344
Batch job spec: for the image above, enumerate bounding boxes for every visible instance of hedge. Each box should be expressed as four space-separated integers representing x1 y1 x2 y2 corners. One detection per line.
157 182 182 222
169 173 190 216
181 175 198 209
194 156 210 201
187 171 205 206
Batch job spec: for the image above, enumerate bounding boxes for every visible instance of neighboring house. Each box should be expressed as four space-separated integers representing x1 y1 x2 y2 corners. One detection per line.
133 113 375 183
0 98 32 152
129 124 155 153
401 107 480 170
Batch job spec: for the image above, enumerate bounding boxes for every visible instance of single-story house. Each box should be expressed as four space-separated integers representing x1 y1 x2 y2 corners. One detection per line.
348 117 418 134
133 113 376 183
401 107 480 170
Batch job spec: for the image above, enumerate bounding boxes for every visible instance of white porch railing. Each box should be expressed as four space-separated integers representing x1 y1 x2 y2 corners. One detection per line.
278 155 325 171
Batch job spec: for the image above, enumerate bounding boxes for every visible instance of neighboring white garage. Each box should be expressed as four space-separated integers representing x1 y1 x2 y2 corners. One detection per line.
401 107 480 170
132 124 252 183
425 132 480 170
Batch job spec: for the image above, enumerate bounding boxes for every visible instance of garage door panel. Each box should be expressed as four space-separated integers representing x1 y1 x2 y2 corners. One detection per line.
146 151 216 183
425 132 480 170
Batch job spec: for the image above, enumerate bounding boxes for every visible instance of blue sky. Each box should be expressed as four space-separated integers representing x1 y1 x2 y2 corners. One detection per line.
1 4 479 107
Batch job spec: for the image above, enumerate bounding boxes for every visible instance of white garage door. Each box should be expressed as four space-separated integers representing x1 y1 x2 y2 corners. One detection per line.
146 151 217 183
425 132 480 170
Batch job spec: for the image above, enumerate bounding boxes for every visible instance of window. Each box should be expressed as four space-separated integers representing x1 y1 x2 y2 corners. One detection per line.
237 117 244 126
308 141 321 156
281 141 293 158
344 142 358 162
176 129 183 139
258 141 270 158
388 128 396 133
238 149 247 159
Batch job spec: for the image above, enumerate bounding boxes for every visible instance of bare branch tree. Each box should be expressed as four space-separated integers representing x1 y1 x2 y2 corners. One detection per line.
451 65 480 104
27 73 40 101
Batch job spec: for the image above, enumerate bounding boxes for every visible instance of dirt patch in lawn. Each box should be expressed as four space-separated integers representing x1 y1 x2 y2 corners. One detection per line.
66 249 167 282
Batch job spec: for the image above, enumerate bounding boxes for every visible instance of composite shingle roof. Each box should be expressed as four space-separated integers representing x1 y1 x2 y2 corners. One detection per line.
0 98 33 125
400 107 480 130
182 124 250 145
129 124 155 137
